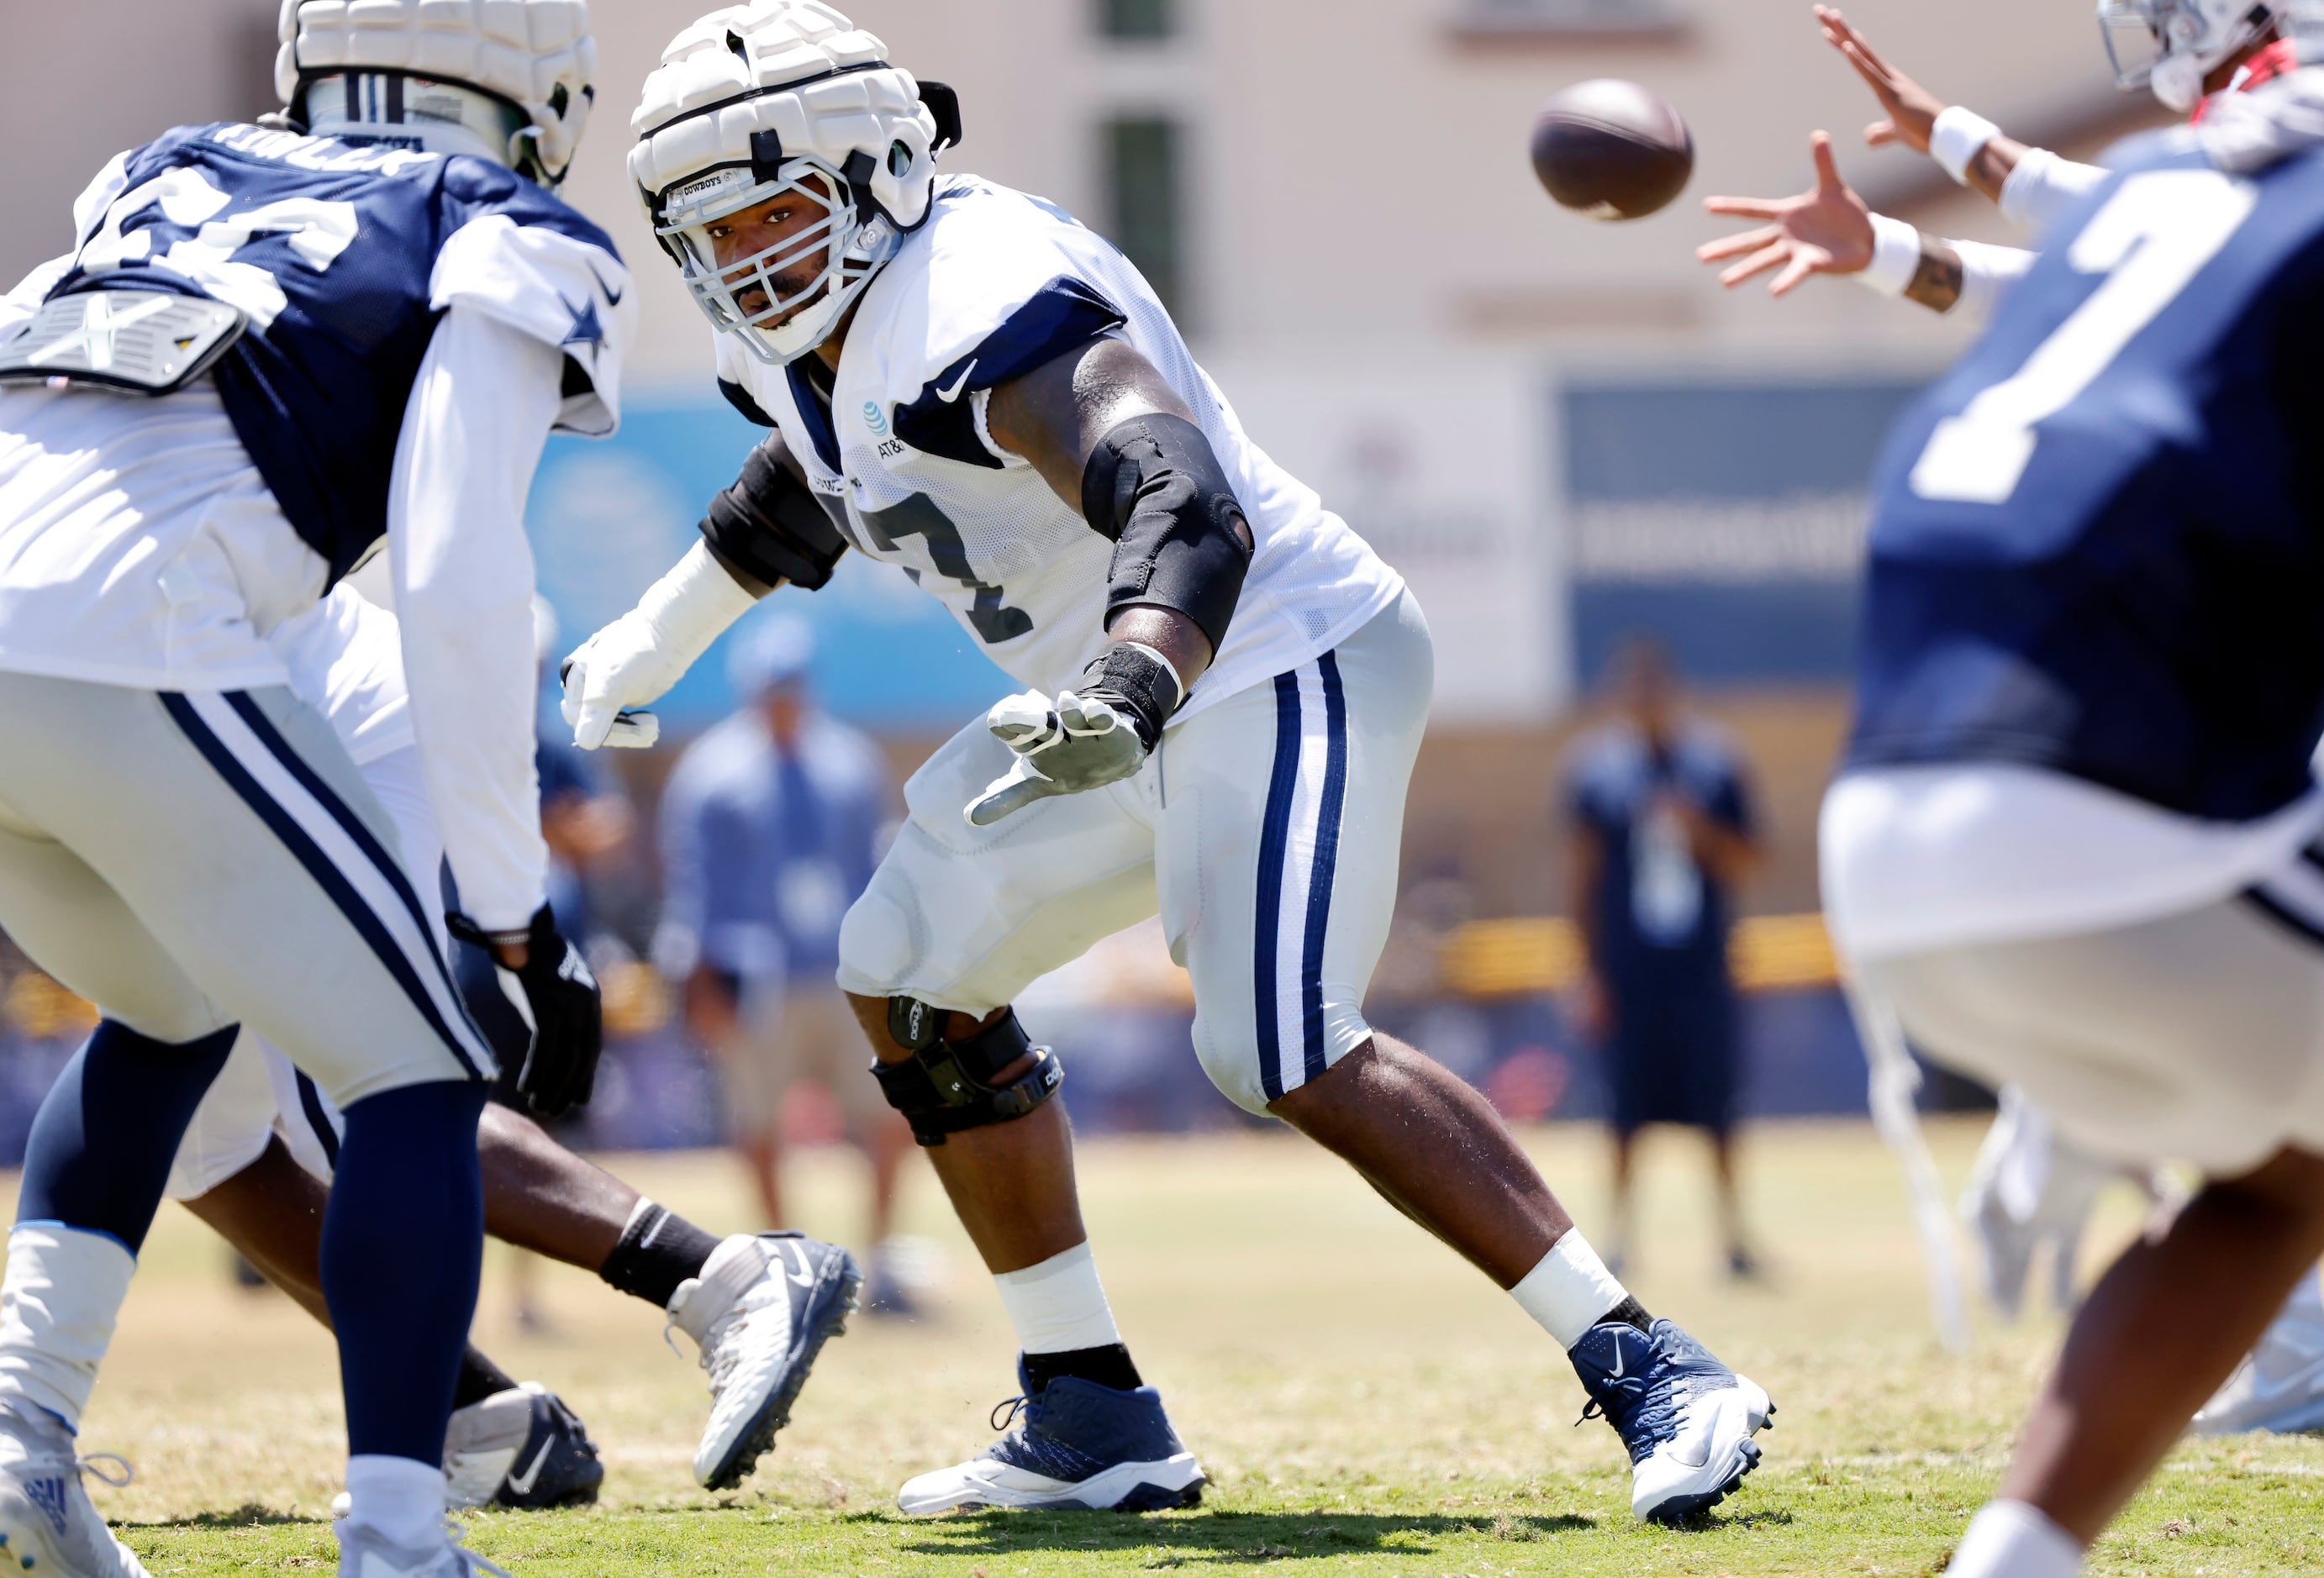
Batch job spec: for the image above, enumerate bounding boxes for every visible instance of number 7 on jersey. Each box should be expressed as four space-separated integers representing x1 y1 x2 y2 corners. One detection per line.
1910 170 2258 506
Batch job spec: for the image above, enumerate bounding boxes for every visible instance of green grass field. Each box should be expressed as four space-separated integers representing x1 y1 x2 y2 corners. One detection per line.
51 1118 2324 1575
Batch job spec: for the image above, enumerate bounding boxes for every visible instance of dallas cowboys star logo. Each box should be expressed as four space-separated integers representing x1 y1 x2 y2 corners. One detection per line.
561 293 604 353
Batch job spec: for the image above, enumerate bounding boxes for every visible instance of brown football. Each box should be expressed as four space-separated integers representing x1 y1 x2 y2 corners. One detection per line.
1530 80 1695 221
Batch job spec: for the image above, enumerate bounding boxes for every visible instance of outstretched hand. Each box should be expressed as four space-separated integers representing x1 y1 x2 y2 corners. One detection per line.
1815 5 1947 153
1697 131 1875 297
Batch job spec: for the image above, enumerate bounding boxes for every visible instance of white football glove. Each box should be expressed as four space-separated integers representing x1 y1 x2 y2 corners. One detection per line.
966 687 1153 827
560 542 758 751
560 615 676 750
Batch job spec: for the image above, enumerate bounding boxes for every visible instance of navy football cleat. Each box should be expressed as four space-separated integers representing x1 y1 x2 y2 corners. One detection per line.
445 1384 603 1511
896 1361 1205 1514
1570 1317 1773 1523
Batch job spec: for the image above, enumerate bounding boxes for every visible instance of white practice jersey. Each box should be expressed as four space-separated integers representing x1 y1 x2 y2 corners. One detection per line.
0 124 629 693
268 580 412 769
716 176 1404 722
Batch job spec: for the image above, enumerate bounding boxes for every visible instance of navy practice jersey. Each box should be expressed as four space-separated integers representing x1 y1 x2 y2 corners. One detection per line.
1851 130 2324 822
45 123 627 581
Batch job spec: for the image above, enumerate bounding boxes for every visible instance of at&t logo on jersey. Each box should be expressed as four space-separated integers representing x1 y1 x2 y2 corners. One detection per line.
863 401 890 437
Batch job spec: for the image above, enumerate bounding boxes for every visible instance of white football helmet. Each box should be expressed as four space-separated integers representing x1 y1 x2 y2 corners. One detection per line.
2098 0 2289 111
630 1 958 365
274 0 598 188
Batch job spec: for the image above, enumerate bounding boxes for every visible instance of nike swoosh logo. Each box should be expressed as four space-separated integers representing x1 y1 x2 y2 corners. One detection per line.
504 1437 555 1497
784 1241 817 1289
935 360 978 403
1610 1344 1625 1381
587 260 625 307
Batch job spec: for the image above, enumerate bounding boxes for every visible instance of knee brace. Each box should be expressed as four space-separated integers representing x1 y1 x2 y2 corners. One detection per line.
870 1000 1062 1147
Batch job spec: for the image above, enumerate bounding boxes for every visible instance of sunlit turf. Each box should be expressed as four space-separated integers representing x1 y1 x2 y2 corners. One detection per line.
46 1119 2324 1574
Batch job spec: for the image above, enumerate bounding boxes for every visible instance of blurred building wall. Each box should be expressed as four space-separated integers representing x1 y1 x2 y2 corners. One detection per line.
0 0 2153 916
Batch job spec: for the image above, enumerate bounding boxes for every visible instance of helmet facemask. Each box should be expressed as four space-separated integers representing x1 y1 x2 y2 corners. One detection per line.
2098 0 2286 111
656 157 899 366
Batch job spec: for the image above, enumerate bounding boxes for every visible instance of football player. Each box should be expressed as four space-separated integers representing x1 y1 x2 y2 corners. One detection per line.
1790 7 2324 1574
1701 0 2324 1444
153 571 859 1509
0 3 616 1573
563 0 1776 1524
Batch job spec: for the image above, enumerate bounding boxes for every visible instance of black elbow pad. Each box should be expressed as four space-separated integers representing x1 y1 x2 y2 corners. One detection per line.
700 439 851 591
1079 413 1252 654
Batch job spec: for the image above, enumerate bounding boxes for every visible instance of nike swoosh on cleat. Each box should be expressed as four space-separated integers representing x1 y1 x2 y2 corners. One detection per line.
784 1242 818 1289
1610 1344 1624 1381
935 360 978 402
504 1437 555 1498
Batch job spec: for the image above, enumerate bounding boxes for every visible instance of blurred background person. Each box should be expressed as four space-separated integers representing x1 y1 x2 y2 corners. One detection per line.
653 617 919 1311
1567 638 1765 1278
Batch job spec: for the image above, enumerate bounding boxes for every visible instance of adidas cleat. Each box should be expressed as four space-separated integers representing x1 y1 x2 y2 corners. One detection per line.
445 1384 603 1510
0 1402 146 1577
897 1360 1205 1515
667 1231 861 1490
1570 1318 1773 1523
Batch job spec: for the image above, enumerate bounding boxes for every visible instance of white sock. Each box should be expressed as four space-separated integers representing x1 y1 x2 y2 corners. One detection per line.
344 1454 446 1551
1948 1501 2084 1578
0 1223 137 1430
1509 1230 1633 1350
993 1243 1123 1354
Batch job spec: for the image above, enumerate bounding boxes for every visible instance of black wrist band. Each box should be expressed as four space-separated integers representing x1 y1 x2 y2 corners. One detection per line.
1083 643 1183 750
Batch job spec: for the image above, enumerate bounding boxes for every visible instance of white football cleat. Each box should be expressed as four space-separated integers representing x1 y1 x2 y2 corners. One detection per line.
667 1231 860 1490
2194 1272 2324 1435
334 1518 509 1578
0 1401 147 1577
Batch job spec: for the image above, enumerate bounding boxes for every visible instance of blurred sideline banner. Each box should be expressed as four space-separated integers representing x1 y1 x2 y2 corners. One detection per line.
1200 356 1564 724
526 398 1013 731
1563 381 1926 688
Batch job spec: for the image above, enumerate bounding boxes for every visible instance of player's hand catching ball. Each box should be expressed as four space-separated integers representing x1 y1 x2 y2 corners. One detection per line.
1698 131 1874 297
965 644 1185 827
1815 6 1947 153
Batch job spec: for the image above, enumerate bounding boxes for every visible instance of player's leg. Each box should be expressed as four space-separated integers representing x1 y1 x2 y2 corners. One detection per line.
2192 1263 2324 1435
1608 1126 1639 1273
1873 895 2324 1575
795 990 921 1313
360 733 862 1493
0 676 503 1566
1165 591 1770 1523
835 715 1199 1512
0 815 226 1578
725 986 793 1228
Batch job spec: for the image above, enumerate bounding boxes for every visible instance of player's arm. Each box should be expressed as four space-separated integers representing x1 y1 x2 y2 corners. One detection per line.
962 338 1256 826
1817 5 2106 230
1699 131 2034 317
390 307 601 1113
560 428 843 750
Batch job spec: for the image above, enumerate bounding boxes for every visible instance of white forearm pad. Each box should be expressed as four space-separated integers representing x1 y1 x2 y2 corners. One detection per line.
640 542 759 670
0 1224 136 1429
1510 1230 1632 1350
1858 214 1924 297
1947 1501 2084 1578
1931 106 2002 185
992 1242 1124 1355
